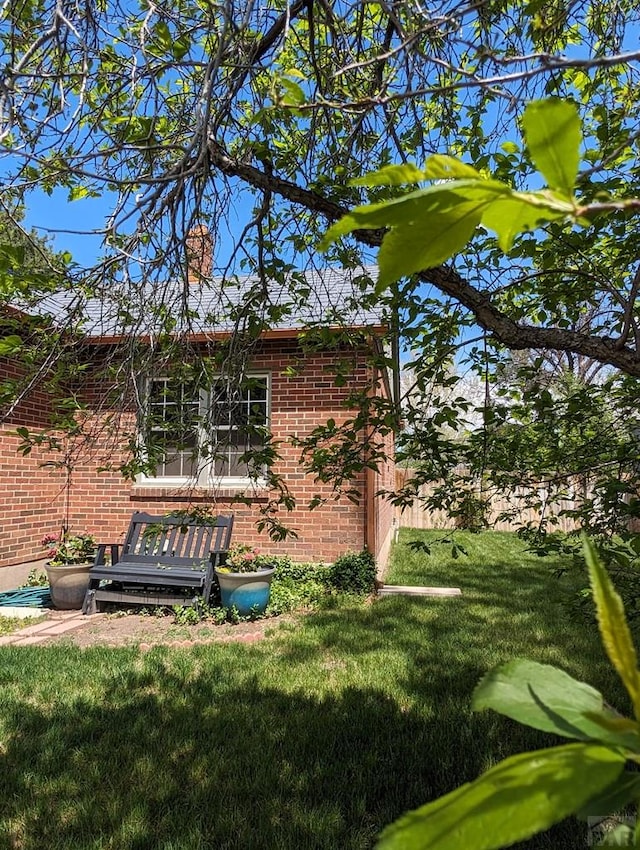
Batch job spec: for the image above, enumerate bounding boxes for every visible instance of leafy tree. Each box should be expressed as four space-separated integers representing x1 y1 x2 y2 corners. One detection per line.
0 205 77 418
1 1 640 527
5 6 640 842
321 105 640 848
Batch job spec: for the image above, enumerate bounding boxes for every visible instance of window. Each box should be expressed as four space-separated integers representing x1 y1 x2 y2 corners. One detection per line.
147 377 202 478
144 374 270 485
208 378 269 478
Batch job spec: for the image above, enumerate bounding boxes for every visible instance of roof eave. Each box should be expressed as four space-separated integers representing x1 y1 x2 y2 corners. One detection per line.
82 323 389 346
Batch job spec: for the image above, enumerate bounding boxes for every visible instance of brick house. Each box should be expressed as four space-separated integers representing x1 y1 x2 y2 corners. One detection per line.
0 256 396 578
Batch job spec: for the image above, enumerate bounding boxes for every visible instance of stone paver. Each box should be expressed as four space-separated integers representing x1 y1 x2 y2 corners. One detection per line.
378 585 462 597
10 635 52 646
0 609 270 648
1 611 106 646
9 618 62 636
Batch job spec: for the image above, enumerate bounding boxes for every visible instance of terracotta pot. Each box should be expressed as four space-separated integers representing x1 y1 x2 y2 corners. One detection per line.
45 562 93 610
214 565 276 616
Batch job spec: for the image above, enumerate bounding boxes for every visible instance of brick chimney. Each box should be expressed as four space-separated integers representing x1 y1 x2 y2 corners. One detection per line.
186 224 213 283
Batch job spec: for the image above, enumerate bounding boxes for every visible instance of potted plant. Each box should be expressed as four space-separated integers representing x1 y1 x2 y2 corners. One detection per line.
42 531 97 610
214 544 276 616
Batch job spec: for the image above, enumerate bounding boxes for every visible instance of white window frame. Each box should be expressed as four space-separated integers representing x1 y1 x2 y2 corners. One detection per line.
140 372 271 488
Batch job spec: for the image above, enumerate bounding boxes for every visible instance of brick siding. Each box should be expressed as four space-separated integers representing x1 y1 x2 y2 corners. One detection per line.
0 339 395 571
0 358 67 563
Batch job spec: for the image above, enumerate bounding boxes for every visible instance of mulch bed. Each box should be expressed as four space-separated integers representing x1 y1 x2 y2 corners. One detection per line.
42 610 291 649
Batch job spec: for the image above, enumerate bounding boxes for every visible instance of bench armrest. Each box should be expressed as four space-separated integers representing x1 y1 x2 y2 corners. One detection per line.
93 543 122 566
209 548 229 568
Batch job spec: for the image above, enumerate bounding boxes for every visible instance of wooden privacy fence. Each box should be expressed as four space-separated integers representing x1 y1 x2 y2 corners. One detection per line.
394 468 586 533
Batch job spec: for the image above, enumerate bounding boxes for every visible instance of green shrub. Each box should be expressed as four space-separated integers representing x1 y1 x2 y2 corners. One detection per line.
267 559 329 615
261 553 293 572
168 559 331 623
327 549 376 594
273 558 330 583
172 604 206 625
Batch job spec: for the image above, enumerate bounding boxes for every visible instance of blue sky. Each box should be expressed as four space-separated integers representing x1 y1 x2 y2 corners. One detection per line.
25 189 107 266
24 183 257 272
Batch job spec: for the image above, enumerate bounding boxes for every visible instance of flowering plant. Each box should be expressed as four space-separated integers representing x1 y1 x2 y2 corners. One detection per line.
41 532 96 566
219 543 264 573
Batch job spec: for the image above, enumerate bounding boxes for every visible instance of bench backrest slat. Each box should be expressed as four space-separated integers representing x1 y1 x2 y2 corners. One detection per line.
121 512 233 566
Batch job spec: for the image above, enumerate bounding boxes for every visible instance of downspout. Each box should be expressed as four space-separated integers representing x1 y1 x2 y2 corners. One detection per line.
391 294 401 421
364 363 377 557
392 329 400 415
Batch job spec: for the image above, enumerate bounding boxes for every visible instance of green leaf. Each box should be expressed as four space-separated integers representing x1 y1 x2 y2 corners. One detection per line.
283 67 306 80
321 180 510 287
583 535 640 718
376 201 484 287
473 658 640 749
376 744 625 850
0 334 23 355
521 98 581 199
481 194 569 251
576 771 640 820
423 155 482 180
320 180 508 249
172 35 191 61
350 163 426 187
153 20 172 52
68 185 91 201
279 78 306 107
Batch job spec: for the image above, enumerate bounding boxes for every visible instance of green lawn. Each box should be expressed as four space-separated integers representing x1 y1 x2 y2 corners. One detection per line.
0 529 628 849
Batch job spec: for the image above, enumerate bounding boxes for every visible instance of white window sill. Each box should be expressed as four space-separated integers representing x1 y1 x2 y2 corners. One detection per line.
131 479 269 499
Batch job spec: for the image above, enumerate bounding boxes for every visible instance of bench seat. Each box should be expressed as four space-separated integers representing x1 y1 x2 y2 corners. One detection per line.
82 511 234 614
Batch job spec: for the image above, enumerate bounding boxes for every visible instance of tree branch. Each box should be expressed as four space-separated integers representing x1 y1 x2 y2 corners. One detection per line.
208 140 640 377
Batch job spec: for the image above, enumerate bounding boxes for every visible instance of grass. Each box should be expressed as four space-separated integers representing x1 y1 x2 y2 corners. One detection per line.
0 528 628 849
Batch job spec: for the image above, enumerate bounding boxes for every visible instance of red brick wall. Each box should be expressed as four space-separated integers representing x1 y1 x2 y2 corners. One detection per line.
0 359 67 565
0 339 396 570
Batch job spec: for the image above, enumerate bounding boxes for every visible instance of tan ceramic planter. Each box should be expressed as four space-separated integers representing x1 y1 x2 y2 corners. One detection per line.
45 562 93 610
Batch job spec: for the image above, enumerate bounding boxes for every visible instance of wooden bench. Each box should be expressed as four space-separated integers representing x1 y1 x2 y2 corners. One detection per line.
82 511 234 614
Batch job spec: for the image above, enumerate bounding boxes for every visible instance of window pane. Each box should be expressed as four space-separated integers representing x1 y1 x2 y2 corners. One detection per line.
248 400 267 424
227 449 244 477
148 378 200 478
251 382 267 402
162 448 198 478
211 376 267 478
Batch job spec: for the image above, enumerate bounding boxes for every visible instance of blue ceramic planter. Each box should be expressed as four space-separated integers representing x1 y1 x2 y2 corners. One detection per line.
214 565 276 616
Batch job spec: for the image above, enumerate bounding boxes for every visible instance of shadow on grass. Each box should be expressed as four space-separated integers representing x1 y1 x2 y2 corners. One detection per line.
0 641 619 850
0 530 625 850
287 563 622 700
383 528 625 697
0 655 462 850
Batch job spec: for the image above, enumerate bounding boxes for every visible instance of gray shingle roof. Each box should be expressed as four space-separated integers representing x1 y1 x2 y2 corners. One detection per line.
35 266 386 338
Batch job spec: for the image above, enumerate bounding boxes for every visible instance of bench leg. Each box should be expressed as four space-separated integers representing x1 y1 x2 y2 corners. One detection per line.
82 576 102 615
82 588 97 615
203 563 215 605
